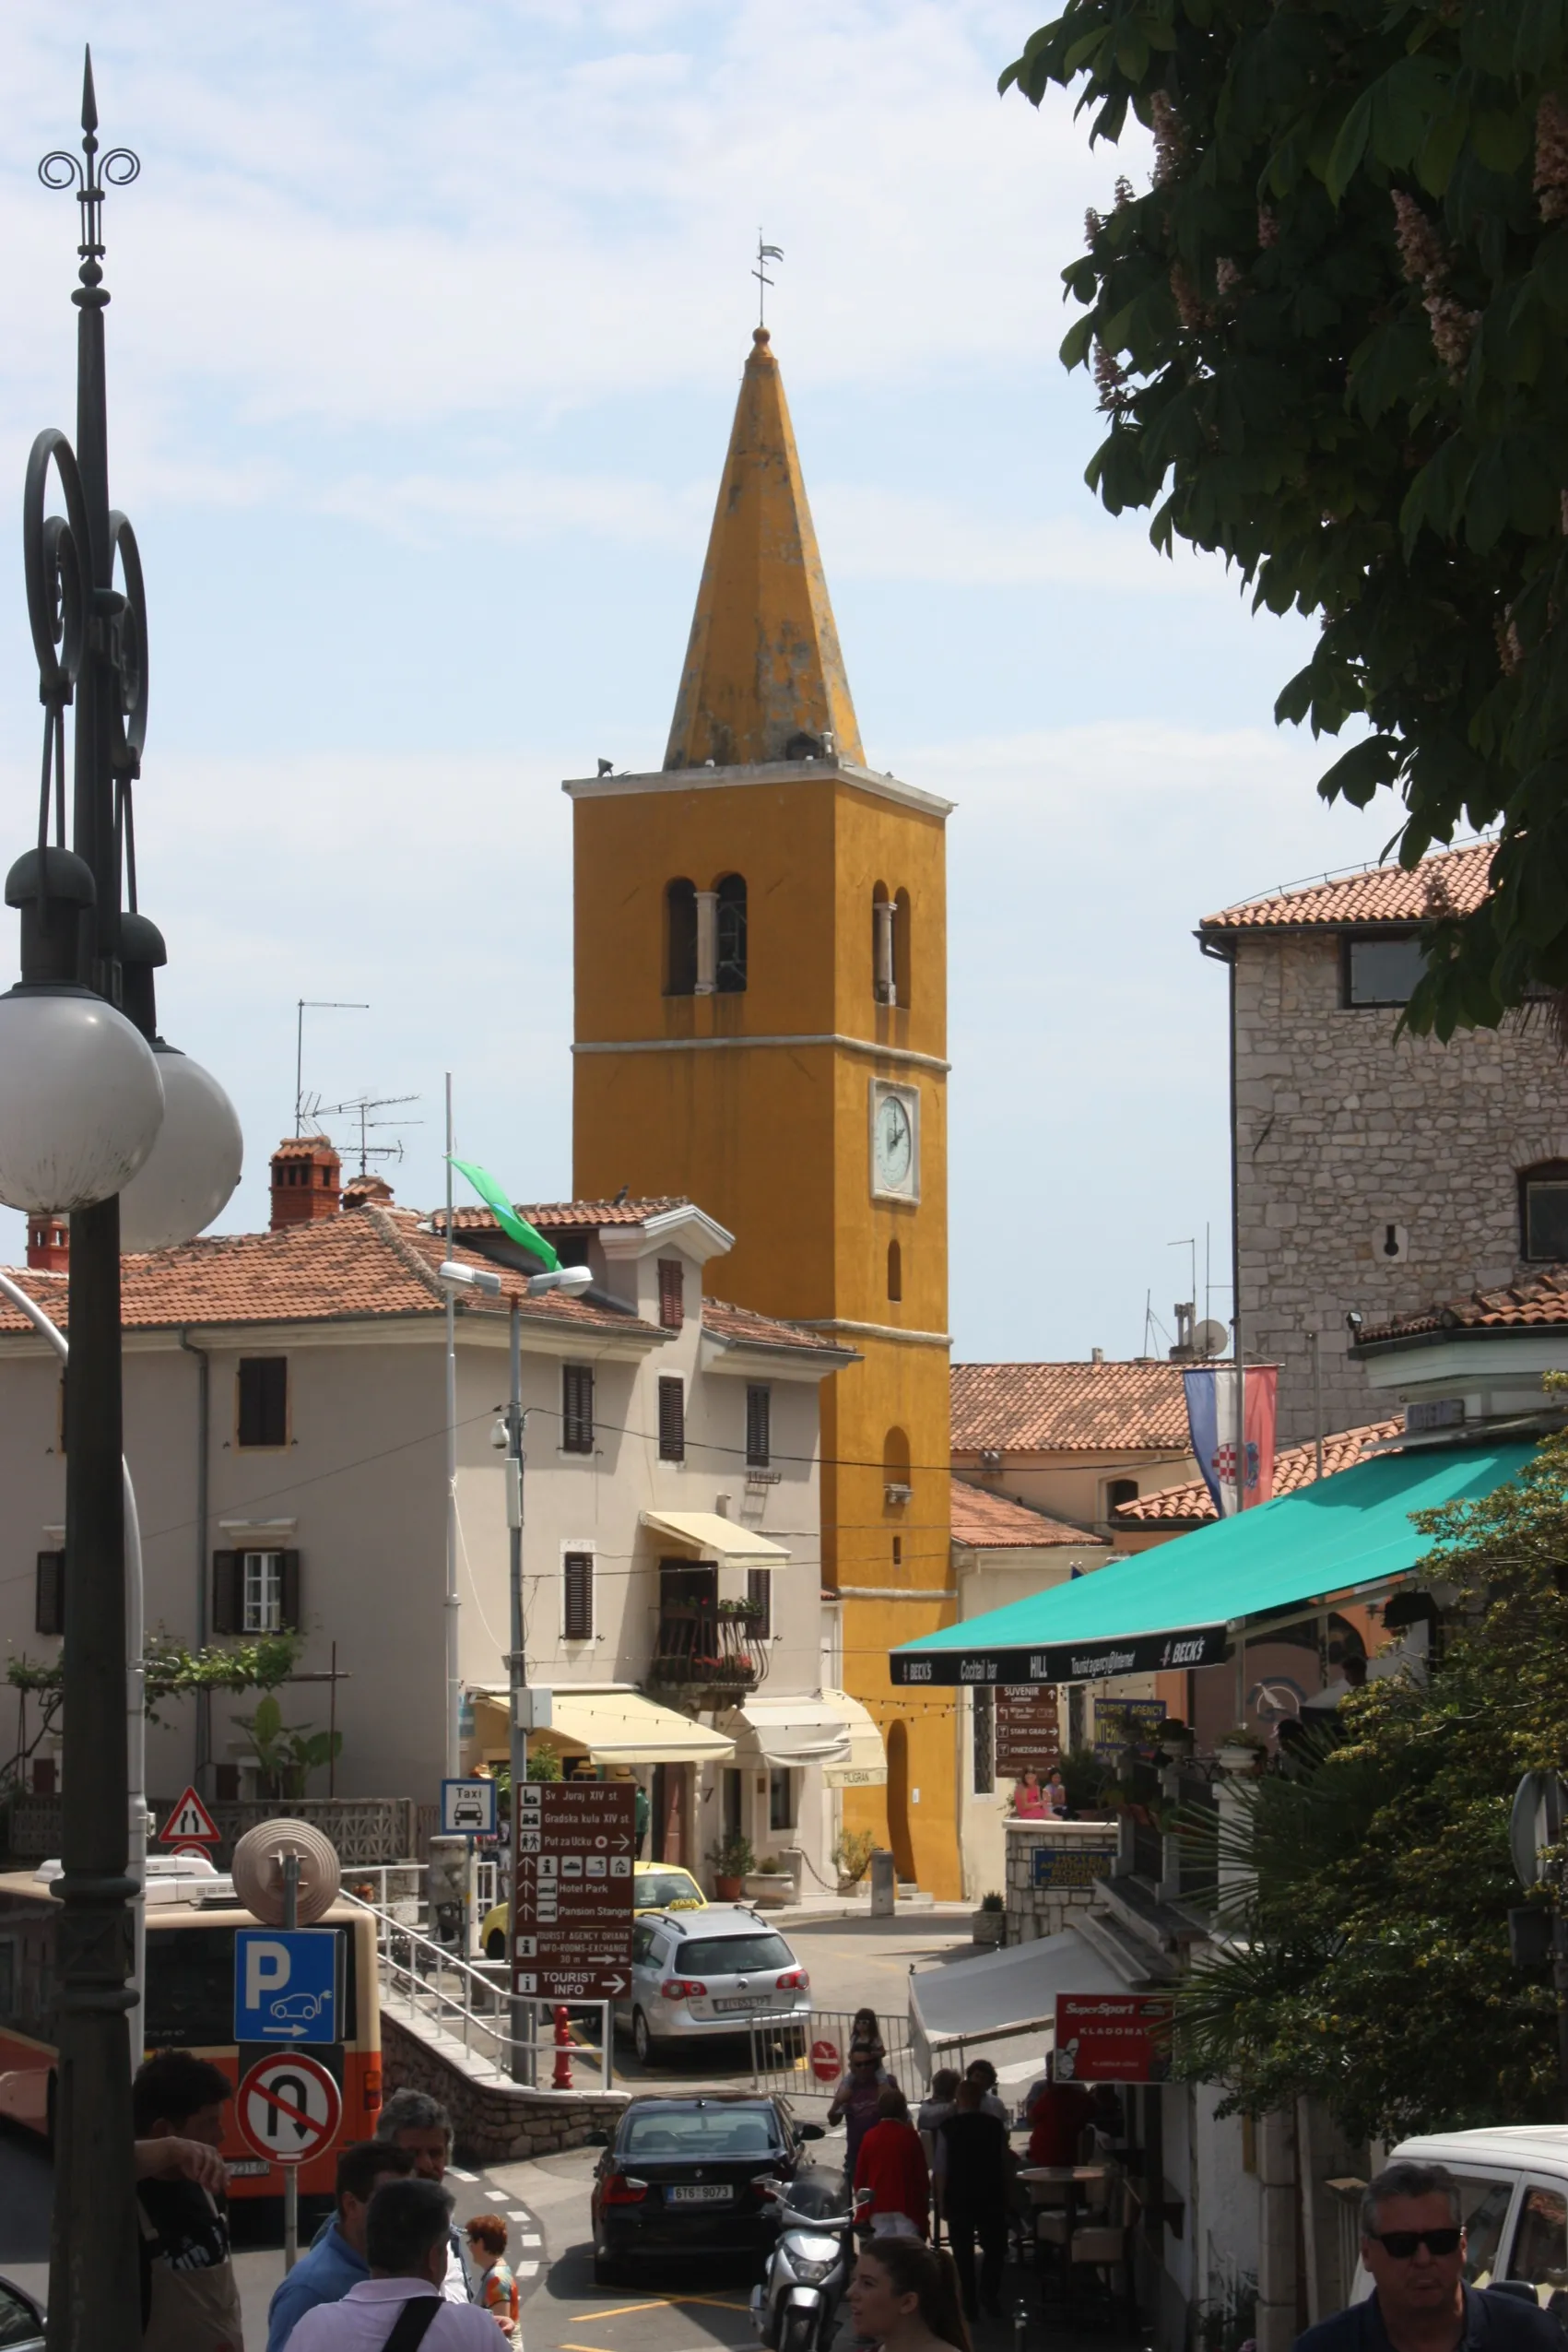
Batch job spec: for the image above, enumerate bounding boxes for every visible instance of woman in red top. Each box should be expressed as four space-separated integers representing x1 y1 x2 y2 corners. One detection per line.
854 2086 931 2240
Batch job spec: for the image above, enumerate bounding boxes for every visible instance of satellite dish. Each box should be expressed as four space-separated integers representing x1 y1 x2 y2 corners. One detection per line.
1194 1319 1230 1358
231 1818 341 1927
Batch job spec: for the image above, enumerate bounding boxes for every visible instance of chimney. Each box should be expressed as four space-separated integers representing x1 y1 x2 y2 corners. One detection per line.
270 1135 342 1231
342 1172 395 1210
26 1214 69 1273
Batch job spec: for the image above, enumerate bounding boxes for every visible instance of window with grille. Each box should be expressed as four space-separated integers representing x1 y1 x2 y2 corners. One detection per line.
973 1686 995 1795
213 1548 300 1635
658 1377 686 1462
563 1552 595 1641
562 1364 595 1454
657 1259 685 1330
746 1384 771 1467
747 1566 772 1639
237 1357 288 1448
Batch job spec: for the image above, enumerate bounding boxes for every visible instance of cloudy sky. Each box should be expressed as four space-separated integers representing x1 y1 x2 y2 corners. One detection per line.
0 2 1401 1361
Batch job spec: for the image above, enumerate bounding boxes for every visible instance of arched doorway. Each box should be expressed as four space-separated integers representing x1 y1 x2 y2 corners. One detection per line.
885 1720 916 1882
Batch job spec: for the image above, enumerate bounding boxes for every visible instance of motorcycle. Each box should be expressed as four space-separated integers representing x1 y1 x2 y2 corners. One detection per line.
750 2174 867 2352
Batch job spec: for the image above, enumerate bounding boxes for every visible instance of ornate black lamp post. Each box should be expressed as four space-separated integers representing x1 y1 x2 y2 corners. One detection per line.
0 53 241 2344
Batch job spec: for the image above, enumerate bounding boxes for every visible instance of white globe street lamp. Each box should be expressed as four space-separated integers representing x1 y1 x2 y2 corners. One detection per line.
116 915 242 1253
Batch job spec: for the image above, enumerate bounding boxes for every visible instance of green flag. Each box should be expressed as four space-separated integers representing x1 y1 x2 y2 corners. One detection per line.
447 1157 560 1272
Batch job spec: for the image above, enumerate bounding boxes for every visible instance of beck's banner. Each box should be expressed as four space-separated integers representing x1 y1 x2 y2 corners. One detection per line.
1183 1364 1278 1516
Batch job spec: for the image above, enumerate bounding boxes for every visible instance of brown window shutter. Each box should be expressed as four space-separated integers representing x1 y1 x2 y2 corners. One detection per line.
563 1553 594 1641
656 1259 684 1331
211 1550 242 1636
279 1551 301 1632
746 1385 771 1467
34 1552 64 1638
658 1377 685 1462
562 1364 595 1454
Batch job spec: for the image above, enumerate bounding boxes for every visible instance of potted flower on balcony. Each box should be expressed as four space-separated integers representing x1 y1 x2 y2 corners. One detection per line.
708 1833 755 1900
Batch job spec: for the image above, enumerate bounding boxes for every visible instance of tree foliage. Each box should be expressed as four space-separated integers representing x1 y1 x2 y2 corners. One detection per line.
1172 1429 1568 2145
1003 0 1568 1034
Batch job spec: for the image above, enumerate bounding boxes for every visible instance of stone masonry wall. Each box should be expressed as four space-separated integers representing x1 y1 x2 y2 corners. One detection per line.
381 2011 628 2167
1234 930 1568 1443
1003 1819 1117 1945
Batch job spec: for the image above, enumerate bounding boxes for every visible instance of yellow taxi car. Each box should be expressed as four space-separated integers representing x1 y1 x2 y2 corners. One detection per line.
480 1861 706 1957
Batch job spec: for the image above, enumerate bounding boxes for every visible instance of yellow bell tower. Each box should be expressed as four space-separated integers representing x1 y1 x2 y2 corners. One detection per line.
567 327 959 1897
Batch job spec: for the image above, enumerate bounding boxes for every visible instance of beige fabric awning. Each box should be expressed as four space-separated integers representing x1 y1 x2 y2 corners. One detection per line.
819 1690 888 1787
716 1696 862 1770
640 1507 792 1569
543 1689 736 1766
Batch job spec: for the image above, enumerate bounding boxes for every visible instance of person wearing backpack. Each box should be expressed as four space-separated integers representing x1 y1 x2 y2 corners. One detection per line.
285 2179 507 2352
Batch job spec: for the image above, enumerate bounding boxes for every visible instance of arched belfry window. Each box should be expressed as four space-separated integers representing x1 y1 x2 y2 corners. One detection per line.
893 888 912 1011
872 884 893 1004
715 874 748 993
666 880 698 996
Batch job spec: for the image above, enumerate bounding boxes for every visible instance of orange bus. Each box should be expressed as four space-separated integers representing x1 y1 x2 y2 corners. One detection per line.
0 1866 382 2202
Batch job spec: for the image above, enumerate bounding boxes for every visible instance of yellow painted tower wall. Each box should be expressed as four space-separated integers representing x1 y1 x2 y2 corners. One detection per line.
567 330 961 1897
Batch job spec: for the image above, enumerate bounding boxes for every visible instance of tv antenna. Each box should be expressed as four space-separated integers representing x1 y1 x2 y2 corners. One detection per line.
309 1091 422 1176
753 230 784 328
295 1000 369 1134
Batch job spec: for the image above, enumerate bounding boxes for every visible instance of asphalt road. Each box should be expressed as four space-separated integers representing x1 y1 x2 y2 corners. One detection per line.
0 1918 1066 2344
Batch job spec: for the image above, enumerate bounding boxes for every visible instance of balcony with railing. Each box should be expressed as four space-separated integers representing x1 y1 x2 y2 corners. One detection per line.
646 1567 766 1701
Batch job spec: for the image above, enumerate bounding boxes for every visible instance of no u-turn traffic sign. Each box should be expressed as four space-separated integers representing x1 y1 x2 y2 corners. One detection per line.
236 2051 343 2168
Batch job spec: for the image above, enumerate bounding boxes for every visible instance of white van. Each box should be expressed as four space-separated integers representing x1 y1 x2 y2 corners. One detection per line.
1351 2129 1568 2311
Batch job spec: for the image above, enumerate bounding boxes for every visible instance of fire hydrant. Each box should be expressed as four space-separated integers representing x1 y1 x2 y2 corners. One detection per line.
552 2004 574 2090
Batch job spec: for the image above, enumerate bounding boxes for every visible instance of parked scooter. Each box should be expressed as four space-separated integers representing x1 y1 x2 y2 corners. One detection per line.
750 2175 866 2352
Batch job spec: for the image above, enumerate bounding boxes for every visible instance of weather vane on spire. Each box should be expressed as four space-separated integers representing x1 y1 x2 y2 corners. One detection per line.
753 230 784 329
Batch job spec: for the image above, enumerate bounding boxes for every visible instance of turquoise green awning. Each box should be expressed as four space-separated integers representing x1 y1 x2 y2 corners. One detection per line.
893 1440 1532 1688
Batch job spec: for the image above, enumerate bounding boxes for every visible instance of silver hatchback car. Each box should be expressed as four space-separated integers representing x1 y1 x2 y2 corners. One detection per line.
616 1904 812 2065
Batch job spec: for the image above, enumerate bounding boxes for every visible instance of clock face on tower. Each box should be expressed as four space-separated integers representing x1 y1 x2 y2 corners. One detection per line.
870 1081 919 1200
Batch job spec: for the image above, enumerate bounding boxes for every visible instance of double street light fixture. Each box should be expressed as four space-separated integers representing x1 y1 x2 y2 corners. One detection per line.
0 53 242 2343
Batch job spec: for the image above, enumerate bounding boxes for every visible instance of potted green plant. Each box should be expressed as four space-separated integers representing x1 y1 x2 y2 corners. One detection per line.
743 1852 795 1908
972 1889 1006 1946
1216 1725 1267 1773
708 1832 754 1898
831 1829 877 1896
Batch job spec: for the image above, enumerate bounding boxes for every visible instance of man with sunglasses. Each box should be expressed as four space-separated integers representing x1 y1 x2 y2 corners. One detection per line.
1295 2161 1562 2352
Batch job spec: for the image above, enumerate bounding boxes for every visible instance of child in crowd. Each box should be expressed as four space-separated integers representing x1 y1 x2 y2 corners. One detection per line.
466 2214 520 2342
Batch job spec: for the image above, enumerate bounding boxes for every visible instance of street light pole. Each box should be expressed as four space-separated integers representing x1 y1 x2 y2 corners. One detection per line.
506 1301 529 2082
46 56 142 2348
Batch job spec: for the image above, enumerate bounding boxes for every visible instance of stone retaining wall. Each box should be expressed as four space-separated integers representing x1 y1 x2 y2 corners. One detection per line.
1003 1819 1117 1945
380 2013 628 2166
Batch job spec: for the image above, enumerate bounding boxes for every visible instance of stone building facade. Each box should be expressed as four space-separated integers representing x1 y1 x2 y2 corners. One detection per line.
1200 842 1568 1443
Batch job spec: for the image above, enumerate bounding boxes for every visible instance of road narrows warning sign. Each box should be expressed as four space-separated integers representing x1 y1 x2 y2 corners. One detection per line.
235 2051 343 2168
158 1785 219 1846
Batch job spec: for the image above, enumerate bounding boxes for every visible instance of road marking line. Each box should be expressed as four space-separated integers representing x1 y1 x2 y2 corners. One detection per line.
575 2302 674 2321
449 2167 478 2181
485 2189 508 2202
520 2230 542 2242
517 2262 541 2277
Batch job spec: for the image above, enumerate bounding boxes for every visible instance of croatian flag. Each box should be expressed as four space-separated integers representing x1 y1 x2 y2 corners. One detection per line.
1183 1365 1279 1516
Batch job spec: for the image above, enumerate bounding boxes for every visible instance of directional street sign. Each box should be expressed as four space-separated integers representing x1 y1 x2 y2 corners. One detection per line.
442 1776 498 1837
236 2051 343 2168
159 1785 220 1847
511 1779 634 2003
234 1927 341 2046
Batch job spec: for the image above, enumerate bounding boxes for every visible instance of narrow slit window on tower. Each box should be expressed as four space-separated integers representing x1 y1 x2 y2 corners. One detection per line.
887 1238 902 1303
715 874 748 992
893 887 912 1011
872 883 893 1005
666 879 698 996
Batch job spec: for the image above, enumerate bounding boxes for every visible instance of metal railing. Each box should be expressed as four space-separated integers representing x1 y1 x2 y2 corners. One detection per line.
749 2006 919 2108
341 1886 613 2092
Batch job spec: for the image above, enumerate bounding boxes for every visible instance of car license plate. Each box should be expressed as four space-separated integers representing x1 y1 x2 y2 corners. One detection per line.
228 2159 270 2177
666 2184 731 2204
713 1996 755 2013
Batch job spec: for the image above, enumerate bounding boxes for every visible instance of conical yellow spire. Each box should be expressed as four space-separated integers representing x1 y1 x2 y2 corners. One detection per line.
665 328 865 773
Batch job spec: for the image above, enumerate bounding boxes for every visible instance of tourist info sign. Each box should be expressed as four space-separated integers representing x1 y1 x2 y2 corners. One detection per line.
511 1779 635 2002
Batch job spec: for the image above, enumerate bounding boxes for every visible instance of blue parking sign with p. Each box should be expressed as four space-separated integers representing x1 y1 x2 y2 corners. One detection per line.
234 1928 341 2045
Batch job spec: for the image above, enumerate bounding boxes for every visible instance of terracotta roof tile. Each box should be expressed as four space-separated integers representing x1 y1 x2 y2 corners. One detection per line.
950 1477 1104 1550
1112 1418 1403 1527
700 1298 850 1356
951 1361 1192 1453
0 1208 662 1341
1200 840 1492 934
433 1198 687 1235
1362 1266 1568 1341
